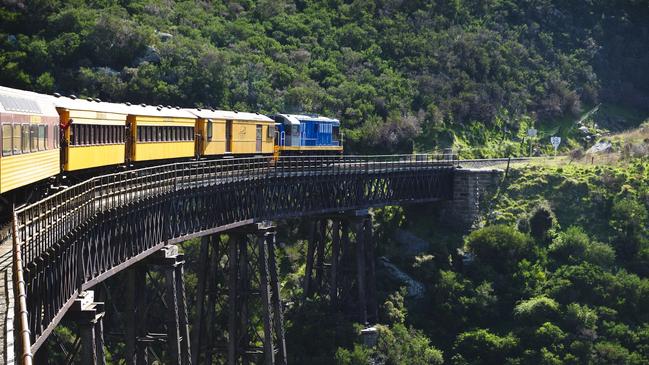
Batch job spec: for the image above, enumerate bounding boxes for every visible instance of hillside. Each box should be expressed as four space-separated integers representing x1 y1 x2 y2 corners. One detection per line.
1 0 648 154
332 160 649 364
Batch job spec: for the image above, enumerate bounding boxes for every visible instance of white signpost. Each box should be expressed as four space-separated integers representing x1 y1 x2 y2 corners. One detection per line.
550 136 561 156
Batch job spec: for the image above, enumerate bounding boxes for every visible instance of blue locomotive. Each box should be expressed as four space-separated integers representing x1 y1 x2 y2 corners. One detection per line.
272 114 342 155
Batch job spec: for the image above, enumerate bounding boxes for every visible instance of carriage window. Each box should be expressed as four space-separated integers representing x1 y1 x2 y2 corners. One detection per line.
70 124 76 145
78 124 84 145
81 125 87 145
38 125 46 150
85 124 90 145
30 125 38 151
83 125 89 144
96 125 101 144
13 125 21 154
73 124 79 145
77 124 84 145
207 120 213 141
21 125 29 152
90 124 96 144
2 124 12 156
53 125 60 148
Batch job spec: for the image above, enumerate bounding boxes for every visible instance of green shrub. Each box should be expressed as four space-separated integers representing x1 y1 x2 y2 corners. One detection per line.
466 225 532 273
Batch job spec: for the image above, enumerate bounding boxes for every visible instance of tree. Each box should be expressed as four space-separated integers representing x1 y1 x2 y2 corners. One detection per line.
382 287 407 325
335 344 370 365
513 296 560 325
529 203 556 243
465 225 533 274
375 324 444 365
610 198 648 263
452 329 518 365
549 226 615 268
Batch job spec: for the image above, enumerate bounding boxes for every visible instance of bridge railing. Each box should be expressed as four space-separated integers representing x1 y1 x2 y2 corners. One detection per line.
15 154 455 267
12 153 456 362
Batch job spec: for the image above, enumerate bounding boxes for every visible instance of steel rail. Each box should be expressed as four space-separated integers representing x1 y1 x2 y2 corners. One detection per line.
12 209 32 365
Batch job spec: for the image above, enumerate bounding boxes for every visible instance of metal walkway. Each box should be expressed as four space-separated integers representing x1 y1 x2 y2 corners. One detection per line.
4 154 459 364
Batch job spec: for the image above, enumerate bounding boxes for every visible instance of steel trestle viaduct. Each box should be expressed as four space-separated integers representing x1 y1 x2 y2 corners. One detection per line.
5 154 483 365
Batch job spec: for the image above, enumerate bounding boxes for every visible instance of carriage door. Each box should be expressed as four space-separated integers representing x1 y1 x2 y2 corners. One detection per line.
256 125 262 153
225 120 233 153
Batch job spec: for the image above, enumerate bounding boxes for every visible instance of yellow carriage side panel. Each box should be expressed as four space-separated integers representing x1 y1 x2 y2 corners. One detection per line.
136 116 194 126
134 142 195 161
230 121 274 154
0 149 59 193
66 145 126 171
262 124 275 153
202 119 227 156
68 110 126 124
129 114 197 161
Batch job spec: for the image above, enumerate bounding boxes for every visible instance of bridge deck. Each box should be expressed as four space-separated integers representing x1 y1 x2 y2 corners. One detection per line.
2 154 522 365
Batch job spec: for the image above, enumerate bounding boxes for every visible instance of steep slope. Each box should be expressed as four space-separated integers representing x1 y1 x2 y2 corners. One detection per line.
1 0 647 153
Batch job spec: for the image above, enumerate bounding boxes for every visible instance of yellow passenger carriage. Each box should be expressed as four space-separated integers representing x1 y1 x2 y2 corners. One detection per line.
0 87 60 193
127 105 197 162
54 96 129 171
188 109 275 156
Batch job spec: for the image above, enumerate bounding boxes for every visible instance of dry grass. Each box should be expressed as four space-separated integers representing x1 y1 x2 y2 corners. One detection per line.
606 124 649 144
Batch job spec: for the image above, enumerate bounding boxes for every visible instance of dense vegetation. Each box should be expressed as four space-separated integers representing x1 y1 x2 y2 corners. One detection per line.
1 0 649 153
13 1 649 363
332 160 649 364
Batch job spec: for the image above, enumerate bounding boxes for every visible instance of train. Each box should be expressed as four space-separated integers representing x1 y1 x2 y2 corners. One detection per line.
0 85 343 209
